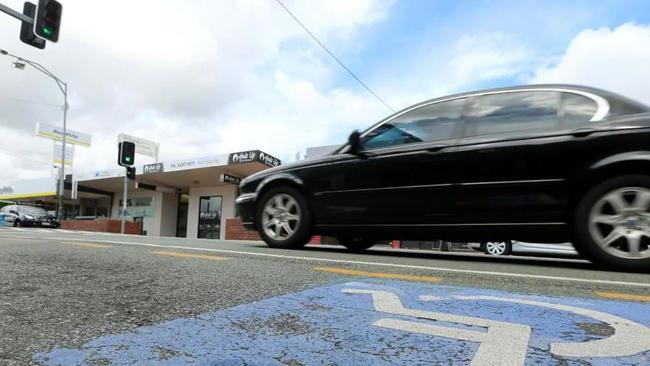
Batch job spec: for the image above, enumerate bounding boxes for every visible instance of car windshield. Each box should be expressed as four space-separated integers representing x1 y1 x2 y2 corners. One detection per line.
18 206 47 215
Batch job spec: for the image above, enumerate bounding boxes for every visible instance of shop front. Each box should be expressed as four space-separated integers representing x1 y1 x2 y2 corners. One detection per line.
72 149 280 239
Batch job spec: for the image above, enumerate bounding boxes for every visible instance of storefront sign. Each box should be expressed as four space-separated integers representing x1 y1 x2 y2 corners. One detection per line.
166 154 229 172
75 168 124 182
219 174 241 185
36 122 92 147
143 163 164 174
228 150 281 168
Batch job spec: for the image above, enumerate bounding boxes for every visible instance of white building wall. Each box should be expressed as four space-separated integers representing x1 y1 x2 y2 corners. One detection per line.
187 185 238 240
111 189 161 236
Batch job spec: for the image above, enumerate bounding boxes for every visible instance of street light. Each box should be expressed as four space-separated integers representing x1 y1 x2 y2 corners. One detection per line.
0 48 68 221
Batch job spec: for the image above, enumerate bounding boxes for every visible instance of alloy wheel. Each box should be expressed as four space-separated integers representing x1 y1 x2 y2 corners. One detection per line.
588 187 650 259
261 193 301 241
485 241 508 255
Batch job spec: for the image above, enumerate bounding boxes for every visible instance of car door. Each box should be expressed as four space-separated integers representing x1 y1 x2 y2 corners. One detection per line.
4 205 17 224
310 97 467 226
453 90 599 224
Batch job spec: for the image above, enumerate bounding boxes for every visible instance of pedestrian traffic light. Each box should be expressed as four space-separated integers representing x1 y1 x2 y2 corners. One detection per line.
118 141 135 167
34 0 62 42
126 166 136 181
20 2 46 49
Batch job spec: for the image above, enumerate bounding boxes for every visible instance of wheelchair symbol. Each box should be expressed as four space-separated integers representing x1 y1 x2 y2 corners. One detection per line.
343 289 650 366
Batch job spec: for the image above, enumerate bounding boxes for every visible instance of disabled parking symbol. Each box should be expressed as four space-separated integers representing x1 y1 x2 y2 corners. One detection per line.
344 288 650 366
34 281 650 365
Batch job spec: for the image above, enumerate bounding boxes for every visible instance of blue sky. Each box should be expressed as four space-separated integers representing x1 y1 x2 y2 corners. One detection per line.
283 0 650 111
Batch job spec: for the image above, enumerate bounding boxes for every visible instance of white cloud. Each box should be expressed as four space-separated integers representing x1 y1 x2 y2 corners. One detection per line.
532 23 650 104
0 0 394 185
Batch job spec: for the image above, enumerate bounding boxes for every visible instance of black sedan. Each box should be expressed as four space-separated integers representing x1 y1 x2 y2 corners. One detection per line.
236 84 650 270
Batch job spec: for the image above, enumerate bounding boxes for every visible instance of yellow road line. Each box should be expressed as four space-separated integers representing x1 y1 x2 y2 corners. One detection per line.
315 266 442 283
596 291 650 303
152 250 227 261
61 241 113 249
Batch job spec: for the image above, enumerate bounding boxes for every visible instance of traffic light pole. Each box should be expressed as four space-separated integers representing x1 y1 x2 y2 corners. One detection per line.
0 49 68 221
121 169 128 234
0 2 33 23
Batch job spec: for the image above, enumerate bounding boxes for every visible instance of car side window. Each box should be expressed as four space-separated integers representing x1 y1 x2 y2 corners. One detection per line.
561 92 598 126
464 91 561 137
362 98 465 150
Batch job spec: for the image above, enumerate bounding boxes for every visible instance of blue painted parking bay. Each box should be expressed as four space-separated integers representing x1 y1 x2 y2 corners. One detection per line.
36 280 650 365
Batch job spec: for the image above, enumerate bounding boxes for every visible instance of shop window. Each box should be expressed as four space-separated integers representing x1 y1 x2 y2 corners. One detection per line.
198 196 222 239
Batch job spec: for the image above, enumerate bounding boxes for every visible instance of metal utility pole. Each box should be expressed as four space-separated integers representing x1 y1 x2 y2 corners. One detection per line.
0 49 68 220
121 170 127 234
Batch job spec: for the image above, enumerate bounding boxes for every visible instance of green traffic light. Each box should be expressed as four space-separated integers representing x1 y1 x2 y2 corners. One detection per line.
42 27 53 35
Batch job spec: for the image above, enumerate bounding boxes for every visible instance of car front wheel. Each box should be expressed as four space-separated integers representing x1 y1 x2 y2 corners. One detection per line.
575 175 650 271
256 186 312 249
480 241 512 256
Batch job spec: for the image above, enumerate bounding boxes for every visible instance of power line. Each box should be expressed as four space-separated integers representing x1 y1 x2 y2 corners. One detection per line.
0 149 53 167
274 0 395 113
0 94 62 108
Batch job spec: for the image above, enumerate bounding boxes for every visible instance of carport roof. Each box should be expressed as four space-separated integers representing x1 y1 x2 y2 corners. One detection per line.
75 150 280 193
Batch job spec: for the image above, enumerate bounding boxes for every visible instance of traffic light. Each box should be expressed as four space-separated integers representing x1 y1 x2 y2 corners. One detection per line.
118 141 135 166
34 0 62 42
126 166 136 181
20 2 46 49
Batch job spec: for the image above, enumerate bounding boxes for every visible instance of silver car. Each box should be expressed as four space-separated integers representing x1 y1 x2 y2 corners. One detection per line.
470 241 578 257
0 205 58 227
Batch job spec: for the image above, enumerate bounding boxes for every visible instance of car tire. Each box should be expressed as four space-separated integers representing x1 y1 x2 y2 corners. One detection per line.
14 220 21 227
256 186 312 249
480 241 512 256
337 237 376 252
574 175 650 271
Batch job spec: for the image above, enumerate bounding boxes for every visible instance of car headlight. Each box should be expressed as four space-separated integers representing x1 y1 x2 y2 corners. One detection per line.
24 215 35 220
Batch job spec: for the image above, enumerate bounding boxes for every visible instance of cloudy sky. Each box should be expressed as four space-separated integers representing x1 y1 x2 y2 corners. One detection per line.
1 0 650 185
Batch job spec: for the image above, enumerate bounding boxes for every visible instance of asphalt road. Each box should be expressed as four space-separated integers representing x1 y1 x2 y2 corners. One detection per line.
1 227 650 365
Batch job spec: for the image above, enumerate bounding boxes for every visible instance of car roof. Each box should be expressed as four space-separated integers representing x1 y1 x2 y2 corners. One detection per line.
405 84 647 114
332 84 650 154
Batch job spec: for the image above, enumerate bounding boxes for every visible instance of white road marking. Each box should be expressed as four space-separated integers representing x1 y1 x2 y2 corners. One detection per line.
1 233 650 288
457 295 650 358
343 289 531 366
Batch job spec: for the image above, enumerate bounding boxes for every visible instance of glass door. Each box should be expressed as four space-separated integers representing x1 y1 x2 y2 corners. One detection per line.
197 196 222 239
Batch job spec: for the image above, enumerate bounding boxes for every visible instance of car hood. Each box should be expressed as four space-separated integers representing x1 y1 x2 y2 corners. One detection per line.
241 151 344 184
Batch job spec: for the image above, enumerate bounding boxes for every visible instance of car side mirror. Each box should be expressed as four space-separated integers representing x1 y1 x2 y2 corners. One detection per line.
348 130 363 155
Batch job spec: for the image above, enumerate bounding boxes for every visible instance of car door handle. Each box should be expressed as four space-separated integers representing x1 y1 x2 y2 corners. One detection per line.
571 128 596 138
425 145 446 153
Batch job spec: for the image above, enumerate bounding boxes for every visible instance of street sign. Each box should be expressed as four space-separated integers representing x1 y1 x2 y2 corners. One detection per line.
35 122 91 147
118 133 160 160
52 141 73 167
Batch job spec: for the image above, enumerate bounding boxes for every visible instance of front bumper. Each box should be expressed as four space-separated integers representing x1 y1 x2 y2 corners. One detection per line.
235 193 257 230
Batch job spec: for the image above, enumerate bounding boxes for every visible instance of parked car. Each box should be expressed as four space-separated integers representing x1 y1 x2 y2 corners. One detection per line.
0 205 59 228
236 84 650 270
469 241 578 257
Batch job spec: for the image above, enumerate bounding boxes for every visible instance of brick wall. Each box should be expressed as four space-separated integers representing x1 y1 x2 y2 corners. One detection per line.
225 218 321 244
225 218 262 241
62 219 142 235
